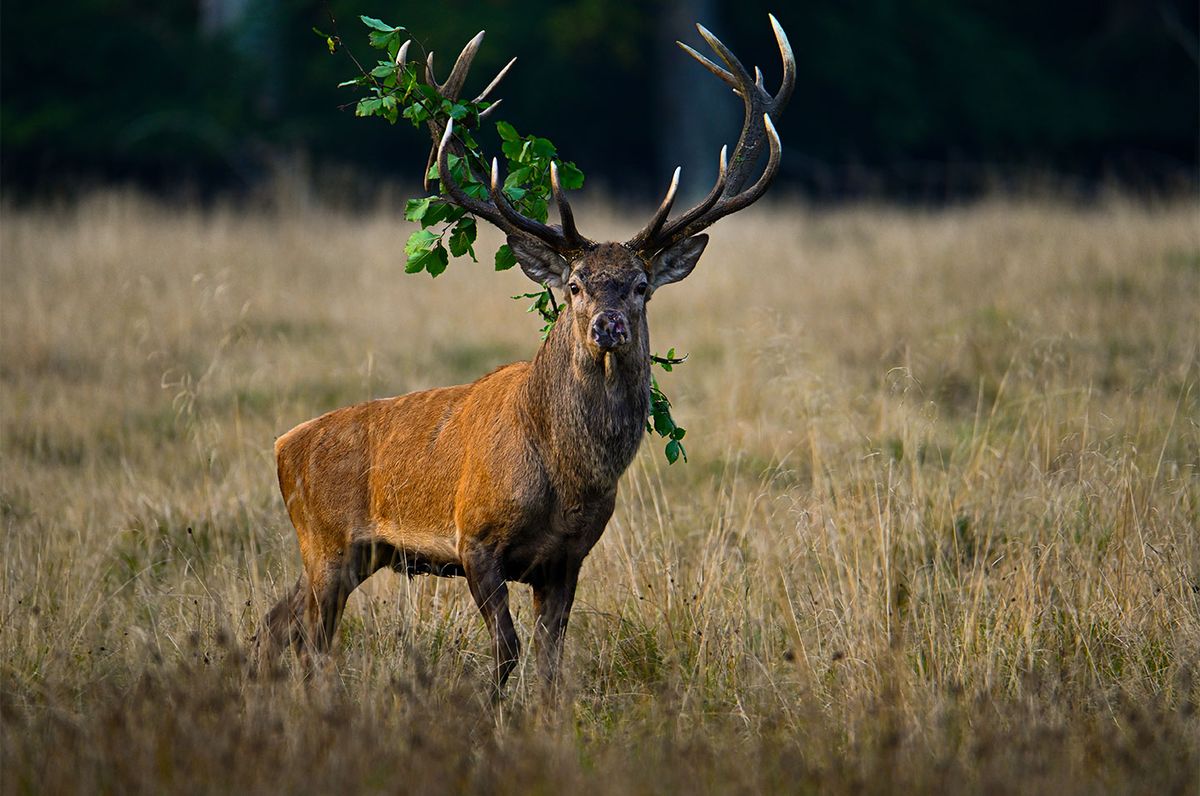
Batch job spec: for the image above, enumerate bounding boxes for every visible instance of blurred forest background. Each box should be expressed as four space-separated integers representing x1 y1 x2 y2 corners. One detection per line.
2 0 1198 202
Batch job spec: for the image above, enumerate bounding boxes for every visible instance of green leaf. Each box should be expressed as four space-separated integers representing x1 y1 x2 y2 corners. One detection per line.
496 121 519 142
368 29 400 52
380 94 398 123
419 201 451 228
360 15 397 32
523 195 549 223
665 440 682 464
406 242 449 276
501 139 524 160
530 137 557 159
443 153 467 184
428 203 464 228
402 103 429 124
458 180 487 202
404 197 432 222
356 97 384 117
404 254 424 274
370 63 396 78
652 410 674 438
405 228 439 256
504 166 532 190
425 244 450 276
495 244 518 271
449 217 477 258
557 161 585 190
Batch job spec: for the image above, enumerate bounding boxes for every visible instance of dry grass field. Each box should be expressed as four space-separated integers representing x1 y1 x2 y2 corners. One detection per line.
1 190 1198 793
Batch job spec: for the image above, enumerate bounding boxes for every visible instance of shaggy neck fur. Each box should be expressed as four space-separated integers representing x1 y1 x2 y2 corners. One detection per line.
520 304 651 497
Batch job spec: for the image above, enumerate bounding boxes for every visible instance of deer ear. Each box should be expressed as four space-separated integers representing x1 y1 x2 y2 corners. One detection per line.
650 234 708 289
508 235 568 288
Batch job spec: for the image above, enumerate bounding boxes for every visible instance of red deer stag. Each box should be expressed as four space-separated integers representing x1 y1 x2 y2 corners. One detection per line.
255 16 794 696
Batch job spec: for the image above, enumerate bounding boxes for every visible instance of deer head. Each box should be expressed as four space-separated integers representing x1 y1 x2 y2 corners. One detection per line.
505 238 707 361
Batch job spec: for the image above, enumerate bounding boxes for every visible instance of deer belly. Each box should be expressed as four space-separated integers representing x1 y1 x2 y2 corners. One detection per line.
370 520 461 574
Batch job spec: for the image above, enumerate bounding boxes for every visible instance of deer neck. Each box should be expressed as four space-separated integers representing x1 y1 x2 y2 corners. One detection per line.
521 309 651 494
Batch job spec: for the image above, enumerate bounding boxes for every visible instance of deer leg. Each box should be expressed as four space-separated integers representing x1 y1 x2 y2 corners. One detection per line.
252 575 307 674
462 548 520 699
294 567 335 672
297 544 378 671
532 566 579 694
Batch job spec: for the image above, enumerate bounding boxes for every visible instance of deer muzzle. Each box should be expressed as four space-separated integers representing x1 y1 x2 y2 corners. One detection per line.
590 310 630 351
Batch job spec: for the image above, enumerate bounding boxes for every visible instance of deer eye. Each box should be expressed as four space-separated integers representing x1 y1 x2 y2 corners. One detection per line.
568 282 581 295
634 281 648 296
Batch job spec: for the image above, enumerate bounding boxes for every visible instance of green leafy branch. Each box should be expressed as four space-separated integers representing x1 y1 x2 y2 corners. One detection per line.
650 350 688 464
511 287 559 339
324 15 690 464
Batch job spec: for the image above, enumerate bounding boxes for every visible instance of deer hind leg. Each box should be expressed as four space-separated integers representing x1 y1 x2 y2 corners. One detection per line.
295 542 384 671
252 575 308 674
462 546 520 700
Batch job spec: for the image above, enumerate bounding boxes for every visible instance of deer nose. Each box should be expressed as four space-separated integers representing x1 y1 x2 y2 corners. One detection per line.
590 310 629 350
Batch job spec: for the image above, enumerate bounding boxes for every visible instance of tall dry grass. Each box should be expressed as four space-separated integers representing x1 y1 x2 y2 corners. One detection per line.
1 191 1197 794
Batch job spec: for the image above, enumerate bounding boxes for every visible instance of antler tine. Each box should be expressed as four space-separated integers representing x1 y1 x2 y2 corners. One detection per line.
676 42 737 91
440 30 485 100
425 51 438 90
550 161 587 247
696 24 756 91
426 31 486 99
478 98 503 120
769 13 797 107
656 146 727 243
626 166 680 251
488 158 570 249
396 39 411 66
474 57 517 103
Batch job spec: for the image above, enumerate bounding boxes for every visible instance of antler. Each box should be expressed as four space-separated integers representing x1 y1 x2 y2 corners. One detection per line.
627 15 794 256
417 32 592 254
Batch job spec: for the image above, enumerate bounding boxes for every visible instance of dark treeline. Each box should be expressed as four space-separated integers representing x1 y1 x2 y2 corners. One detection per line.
2 0 1197 202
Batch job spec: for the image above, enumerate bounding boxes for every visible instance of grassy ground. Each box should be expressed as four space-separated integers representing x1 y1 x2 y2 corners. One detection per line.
1 191 1197 794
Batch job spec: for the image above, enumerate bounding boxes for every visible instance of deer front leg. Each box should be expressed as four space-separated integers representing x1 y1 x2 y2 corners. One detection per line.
532 564 579 694
462 547 520 699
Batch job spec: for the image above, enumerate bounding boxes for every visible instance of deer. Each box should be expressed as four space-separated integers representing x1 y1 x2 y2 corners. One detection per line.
253 15 794 698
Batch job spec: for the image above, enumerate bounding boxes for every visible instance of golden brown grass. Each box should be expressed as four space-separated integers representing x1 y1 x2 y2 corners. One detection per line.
1 190 1197 794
